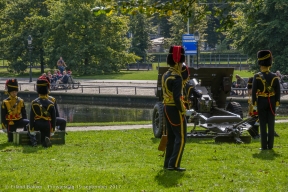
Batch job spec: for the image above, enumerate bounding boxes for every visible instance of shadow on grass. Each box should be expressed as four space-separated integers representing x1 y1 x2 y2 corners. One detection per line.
0 141 49 154
0 142 40 153
22 145 42 153
154 169 185 188
252 149 280 160
151 137 216 145
186 138 216 144
0 141 14 151
151 137 160 144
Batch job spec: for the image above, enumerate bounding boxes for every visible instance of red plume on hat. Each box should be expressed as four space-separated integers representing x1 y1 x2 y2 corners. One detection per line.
5 79 18 93
167 46 185 66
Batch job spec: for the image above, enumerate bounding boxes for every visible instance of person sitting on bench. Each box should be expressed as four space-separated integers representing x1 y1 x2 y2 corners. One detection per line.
59 71 69 84
55 71 69 89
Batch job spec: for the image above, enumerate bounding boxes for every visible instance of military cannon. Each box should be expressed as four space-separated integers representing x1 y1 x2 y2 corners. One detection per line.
152 67 252 143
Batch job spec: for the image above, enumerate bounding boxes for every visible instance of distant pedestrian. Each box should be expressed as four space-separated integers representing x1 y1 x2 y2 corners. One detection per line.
57 57 67 75
252 50 280 150
235 74 246 88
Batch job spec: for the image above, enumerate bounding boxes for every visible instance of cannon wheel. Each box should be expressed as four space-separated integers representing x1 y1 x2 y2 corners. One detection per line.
226 102 243 119
152 102 166 138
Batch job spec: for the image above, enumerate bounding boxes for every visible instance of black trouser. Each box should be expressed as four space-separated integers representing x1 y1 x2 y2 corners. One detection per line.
56 117 66 131
7 119 29 142
257 96 275 149
164 106 187 168
33 119 51 147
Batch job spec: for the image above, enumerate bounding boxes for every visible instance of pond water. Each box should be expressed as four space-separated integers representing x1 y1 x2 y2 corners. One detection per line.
57 104 153 123
12 104 153 123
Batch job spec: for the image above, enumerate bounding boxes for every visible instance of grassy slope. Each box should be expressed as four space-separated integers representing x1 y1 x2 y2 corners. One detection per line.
0 124 287 191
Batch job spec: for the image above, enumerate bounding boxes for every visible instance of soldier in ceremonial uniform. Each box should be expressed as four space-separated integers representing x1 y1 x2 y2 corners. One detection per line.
42 76 67 132
248 77 279 139
24 76 66 132
252 50 280 150
1 79 29 142
162 46 191 172
29 78 56 148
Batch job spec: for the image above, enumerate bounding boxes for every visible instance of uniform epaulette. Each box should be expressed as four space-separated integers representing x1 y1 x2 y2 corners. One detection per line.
48 96 56 103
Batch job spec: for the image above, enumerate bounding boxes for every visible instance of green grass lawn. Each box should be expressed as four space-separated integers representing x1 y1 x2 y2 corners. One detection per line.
1 123 287 191
0 63 253 81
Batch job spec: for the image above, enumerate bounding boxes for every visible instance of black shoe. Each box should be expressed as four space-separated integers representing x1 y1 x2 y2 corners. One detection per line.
259 148 267 150
166 167 175 171
31 142 37 147
166 167 186 172
274 132 280 137
175 167 186 172
253 135 260 139
45 137 52 148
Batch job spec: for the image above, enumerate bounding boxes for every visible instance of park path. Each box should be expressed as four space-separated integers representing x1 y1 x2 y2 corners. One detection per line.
0 78 157 95
65 119 288 132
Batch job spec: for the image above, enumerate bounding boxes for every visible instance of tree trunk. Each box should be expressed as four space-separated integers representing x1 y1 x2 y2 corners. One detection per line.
40 48 44 73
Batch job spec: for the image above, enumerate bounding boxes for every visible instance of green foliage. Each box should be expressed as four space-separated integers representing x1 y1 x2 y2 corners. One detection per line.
129 12 152 63
1 123 288 191
0 0 140 75
227 0 288 73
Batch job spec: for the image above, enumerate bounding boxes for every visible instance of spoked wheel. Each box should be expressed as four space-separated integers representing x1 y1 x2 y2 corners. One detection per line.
152 102 166 138
226 101 243 119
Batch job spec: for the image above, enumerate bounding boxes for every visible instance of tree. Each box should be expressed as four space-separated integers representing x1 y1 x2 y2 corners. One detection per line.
0 0 139 74
0 0 49 74
129 12 153 63
226 0 288 73
203 1 227 50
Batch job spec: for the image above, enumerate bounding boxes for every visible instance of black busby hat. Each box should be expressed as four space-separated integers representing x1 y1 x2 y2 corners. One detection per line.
257 50 272 66
247 77 253 89
36 78 50 95
181 64 190 80
5 79 18 92
167 46 185 66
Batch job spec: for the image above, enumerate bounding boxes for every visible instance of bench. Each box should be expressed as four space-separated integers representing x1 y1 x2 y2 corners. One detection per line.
126 63 152 71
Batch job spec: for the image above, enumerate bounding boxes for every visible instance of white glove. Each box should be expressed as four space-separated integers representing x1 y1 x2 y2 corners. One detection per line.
30 131 36 136
185 109 194 116
2 129 7 133
50 132 54 137
253 106 257 110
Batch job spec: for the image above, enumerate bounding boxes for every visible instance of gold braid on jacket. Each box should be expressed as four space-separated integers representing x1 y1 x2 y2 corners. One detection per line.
162 64 186 113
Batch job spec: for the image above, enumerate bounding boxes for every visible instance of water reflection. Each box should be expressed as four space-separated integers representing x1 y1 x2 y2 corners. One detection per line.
20 104 153 123
58 104 153 123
